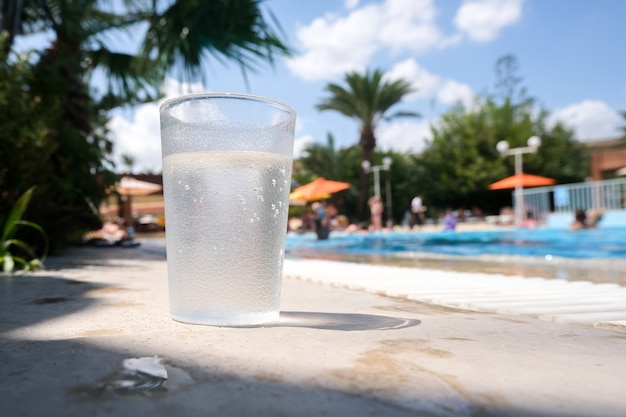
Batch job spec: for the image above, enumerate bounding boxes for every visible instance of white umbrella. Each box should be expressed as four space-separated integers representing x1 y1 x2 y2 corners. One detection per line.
116 176 162 196
113 176 162 222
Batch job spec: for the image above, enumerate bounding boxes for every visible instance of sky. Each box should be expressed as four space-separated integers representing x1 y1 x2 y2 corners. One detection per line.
20 0 626 173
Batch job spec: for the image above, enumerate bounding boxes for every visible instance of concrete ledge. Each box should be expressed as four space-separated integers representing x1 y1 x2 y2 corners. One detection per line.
1 247 626 416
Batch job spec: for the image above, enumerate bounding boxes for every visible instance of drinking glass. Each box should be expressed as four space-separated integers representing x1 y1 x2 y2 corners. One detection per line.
160 93 296 326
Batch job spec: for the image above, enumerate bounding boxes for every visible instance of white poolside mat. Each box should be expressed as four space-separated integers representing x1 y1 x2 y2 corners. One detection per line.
283 259 626 331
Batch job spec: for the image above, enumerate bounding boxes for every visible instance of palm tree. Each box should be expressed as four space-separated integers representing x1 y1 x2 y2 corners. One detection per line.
316 68 418 221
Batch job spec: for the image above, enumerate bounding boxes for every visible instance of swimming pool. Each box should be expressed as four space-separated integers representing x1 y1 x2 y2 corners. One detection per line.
139 227 626 284
285 227 626 260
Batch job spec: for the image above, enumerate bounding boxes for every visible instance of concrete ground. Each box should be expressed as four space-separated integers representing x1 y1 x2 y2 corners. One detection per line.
1 246 625 417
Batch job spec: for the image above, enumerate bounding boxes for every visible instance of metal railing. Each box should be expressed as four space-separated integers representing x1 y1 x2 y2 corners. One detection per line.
521 178 626 223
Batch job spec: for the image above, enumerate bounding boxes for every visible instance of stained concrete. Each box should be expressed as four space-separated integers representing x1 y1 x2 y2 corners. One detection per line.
1 246 625 416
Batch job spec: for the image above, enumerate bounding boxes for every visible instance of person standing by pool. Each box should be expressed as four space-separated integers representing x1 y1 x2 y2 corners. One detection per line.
326 203 339 230
312 202 330 240
368 196 384 231
410 194 425 229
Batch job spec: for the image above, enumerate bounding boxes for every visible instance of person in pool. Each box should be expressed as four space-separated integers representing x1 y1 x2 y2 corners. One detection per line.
570 209 590 230
442 209 457 231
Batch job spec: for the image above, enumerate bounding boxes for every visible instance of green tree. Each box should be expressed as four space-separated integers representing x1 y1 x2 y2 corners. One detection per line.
296 133 342 184
416 95 588 215
0 35 60 253
413 55 588 216
316 68 419 221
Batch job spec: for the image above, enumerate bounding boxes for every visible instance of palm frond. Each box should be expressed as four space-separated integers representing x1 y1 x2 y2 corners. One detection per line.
317 68 419 128
141 0 292 83
87 47 162 107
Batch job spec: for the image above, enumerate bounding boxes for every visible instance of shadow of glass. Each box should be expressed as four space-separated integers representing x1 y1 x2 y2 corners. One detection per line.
264 311 421 331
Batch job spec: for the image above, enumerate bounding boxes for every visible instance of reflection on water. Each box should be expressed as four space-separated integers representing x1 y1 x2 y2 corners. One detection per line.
286 228 626 259
285 228 626 286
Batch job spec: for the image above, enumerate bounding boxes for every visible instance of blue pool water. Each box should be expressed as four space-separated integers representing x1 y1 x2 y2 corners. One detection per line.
285 228 626 260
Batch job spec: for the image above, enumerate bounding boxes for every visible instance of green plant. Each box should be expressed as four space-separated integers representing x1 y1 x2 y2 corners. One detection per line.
1 187 48 273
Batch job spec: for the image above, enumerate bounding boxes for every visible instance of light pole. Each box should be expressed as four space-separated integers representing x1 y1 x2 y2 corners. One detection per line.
362 157 393 222
496 136 541 226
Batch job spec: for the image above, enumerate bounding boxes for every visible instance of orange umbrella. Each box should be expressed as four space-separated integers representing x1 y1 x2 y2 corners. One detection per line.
489 173 555 190
289 178 351 203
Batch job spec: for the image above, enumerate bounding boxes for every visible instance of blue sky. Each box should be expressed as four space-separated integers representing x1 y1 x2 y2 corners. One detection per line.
20 0 626 172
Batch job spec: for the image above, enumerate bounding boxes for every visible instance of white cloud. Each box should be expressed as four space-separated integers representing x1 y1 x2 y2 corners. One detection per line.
377 0 444 53
548 100 622 141
385 59 440 99
287 0 522 82
287 0 451 81
454 0 523 42
293 134 316 158
437 80 475 107
162 78 205 97
107 79 205 172
385 59 475 106
286 7 380 81
108 103 162 173
377 119 433 154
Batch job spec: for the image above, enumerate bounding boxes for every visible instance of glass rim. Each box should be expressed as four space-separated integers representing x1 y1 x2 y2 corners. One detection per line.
160 92 296 117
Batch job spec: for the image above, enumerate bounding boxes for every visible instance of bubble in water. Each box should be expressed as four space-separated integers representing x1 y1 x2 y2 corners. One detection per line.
271 204 276 210
271 178 277 187
184 184 190 190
